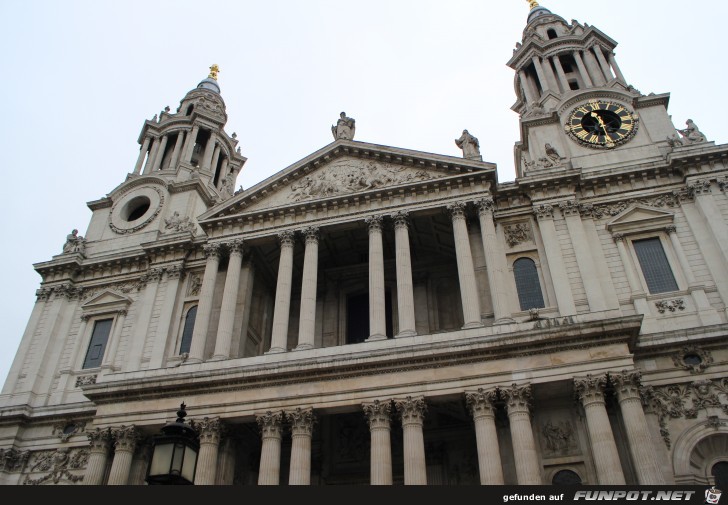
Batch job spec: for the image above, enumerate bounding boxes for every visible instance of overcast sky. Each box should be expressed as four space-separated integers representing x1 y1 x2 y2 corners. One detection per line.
1 1 725 391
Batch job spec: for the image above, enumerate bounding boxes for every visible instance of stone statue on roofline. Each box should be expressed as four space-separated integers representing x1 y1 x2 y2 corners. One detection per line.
62 229 86 255
332 112 356 140
455 129 482 161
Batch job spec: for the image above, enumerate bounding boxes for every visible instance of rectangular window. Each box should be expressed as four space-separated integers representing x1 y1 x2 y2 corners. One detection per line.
82 319 113 369
632 238 679 294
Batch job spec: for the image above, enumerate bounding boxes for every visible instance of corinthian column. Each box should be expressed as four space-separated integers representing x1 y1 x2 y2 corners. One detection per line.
288 408 315 485
193 418 223 485
503 384 541 484
108 426 139 485
391 211 417 337
612 371 665 484
363 400 393 485
257 411 284 485
574 375 626 484
475 198 514 324
213 240 245 360
447 202 482 328
465 388 504 485
296 227 319 350
366 216 387 341
269 231 295 353
188 243 221 363
85 428 112 485
395 396 427 485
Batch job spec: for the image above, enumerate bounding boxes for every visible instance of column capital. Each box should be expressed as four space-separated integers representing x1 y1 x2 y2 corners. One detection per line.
502 384 533 414
559 200 581 217
112 425 140 453
613 233 625 243
87 428 112 453
391 210 410 230
300 226 320 244
611 370 643 402
574 374 608 406
278 231 295 248
286 407 315 437
446 201 468 221
165 263 185 280
533 204 554 220
394 396 427 425
194 417 224 445
203 242 222 259
363 399 392 430
665 225 677 235
256 411 284 439
365 215 384 233
688 179 712 196
465 388 499 419
475 197 495 216
225 238 245 255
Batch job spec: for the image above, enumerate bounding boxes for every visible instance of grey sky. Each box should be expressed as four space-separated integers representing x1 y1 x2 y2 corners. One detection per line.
1 1 725 390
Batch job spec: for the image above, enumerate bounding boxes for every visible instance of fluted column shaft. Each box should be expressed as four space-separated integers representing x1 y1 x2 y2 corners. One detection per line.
108 426 138 485
188 244 221 362
366 216 387 341
297 228 319 350
143 138 160 175
518 70 538 103
288 408 315 485
269 232 295 353
613 372 666 484
503 384 541 484
531 56 550 93
584 48 606 86
364 400 393 485
476 199 513 323
134 137 151 175
574 375 626 484
466 389 504 485
573 51 594 87
202 136 217 171
552 56 570 92
151 135 169 171
85 429 112 485
593 45 614 81
194 418 222 485
213 240 244 359
448 203 482 328
184 125 200 163
396 397 427 485
392 212 417 337
257 412 284 485
169 131 185 169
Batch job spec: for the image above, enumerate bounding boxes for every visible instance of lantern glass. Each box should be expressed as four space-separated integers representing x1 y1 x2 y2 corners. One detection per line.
181 447 198 482
149 442 174 477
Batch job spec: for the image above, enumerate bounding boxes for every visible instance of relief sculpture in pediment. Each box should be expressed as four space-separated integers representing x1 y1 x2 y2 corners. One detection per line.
289 160 436 202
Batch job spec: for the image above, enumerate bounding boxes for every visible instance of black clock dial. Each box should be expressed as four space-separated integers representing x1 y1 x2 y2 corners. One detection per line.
565 101 638 148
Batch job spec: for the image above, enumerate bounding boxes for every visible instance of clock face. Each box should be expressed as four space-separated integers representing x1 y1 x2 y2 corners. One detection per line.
565 101 638 149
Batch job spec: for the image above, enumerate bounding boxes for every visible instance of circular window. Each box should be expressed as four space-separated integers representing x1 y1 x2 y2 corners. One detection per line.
109 185 165 235
62 423 77 435
683 354 703 366
122 196 151 222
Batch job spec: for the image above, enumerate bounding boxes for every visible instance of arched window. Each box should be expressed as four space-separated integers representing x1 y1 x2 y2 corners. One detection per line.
179 306 197 355
547 29 558 40
513 258 546 311
552 470 582 485
713 461 728 492
186 104 194 115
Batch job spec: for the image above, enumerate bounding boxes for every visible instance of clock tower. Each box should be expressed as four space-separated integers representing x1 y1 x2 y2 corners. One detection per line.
508 2 709 178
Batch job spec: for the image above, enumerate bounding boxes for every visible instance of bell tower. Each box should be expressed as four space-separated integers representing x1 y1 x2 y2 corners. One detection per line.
508 2 707 178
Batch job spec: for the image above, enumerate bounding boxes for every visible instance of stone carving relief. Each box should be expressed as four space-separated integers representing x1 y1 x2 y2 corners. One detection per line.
524 143 565 172
196 94 225 120
541 419 577 456
288 160 436 202
655 299 686 314
579 190 693 219
75 375 97 387
23 448 88 485
0 448 30 473
187 273 202 297
163 211 196 234
671 346 713 374
504 222 531 248
53 420 87 443
641 378 728 448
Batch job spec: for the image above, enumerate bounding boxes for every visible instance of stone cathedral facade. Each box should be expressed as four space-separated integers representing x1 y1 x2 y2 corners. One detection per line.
1 4 727 487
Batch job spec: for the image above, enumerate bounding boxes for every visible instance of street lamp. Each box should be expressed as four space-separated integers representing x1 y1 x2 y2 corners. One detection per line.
146 403 199 485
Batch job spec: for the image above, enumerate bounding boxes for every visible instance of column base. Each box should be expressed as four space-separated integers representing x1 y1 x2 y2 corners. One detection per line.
462 322 484 330
493 317 516 325
395 330 417 338
183 358 203 365
366 334 388 342
208 355 229 362
265 347 287 355
293 344 314 351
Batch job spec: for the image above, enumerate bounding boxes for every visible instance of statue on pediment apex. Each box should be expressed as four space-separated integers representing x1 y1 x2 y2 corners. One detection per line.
332 112 356 140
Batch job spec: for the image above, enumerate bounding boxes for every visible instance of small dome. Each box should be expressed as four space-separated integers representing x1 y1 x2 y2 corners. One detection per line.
527 6 552 24
197 77 221 94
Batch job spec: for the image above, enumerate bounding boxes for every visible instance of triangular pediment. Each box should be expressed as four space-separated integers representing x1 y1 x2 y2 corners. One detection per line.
81 290 133 311
606 205 675 233
200 139 494 221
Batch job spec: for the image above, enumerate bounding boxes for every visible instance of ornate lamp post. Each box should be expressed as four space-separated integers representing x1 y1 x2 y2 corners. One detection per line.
146 403 199 485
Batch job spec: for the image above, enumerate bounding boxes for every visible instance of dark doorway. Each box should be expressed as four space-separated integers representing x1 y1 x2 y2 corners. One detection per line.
346 290 393 344
713 461 728 491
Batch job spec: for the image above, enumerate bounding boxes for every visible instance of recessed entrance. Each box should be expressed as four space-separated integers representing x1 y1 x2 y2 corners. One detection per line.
346 290 393 344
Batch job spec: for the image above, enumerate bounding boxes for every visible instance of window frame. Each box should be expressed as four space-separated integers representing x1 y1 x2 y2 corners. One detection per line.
628 234 681 295
507 252 550 314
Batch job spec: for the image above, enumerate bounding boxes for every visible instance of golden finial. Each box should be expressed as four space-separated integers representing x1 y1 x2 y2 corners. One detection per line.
527 0 540 8
208 64 220 80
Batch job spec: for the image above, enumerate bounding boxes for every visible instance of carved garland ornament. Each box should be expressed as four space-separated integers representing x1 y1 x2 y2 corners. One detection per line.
671 346 713 374
109 186 165 235
579 189 693 219
504 223 531 247
23 448 88 485
655 299 686 314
